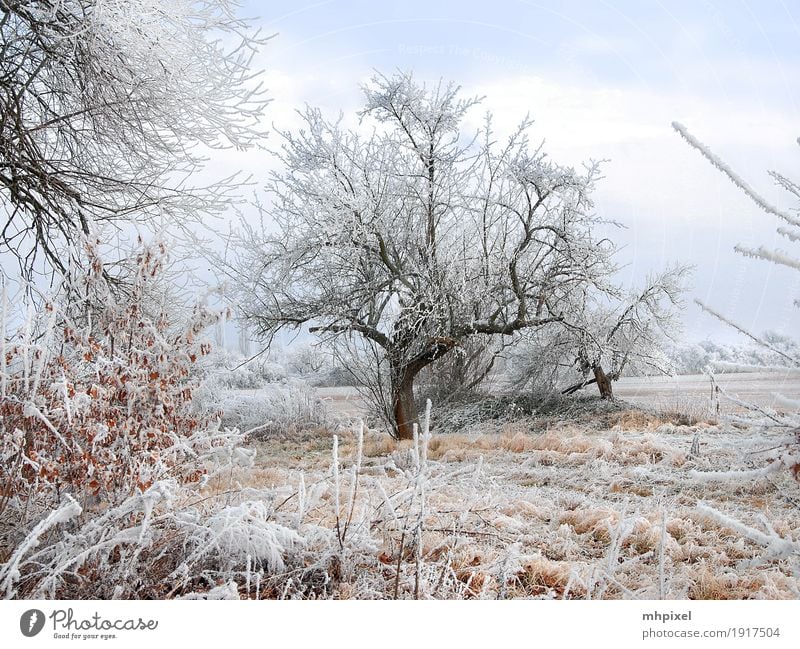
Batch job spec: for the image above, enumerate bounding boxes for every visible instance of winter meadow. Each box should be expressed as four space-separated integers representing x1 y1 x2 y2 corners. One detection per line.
1 1 799 602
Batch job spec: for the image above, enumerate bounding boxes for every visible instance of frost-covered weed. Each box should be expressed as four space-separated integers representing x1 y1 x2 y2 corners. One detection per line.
201 350 288 390
193 376 332 437
0 242 305 598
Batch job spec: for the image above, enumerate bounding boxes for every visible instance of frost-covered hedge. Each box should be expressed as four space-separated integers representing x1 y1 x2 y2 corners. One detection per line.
0 242 228 510
193 377 331 437
0 242 296 598
201 350 288 390
192 348 333 437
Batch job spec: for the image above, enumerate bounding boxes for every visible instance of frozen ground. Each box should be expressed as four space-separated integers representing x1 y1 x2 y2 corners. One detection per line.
230 394 800 599
316 386 370 417
614 372 800 415
318 372 800 419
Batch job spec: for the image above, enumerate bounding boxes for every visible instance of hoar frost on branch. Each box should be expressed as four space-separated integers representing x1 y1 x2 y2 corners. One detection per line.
0 0 270 278
222 72 619 438
511 264 690 399
673 122 800 483
0 240 294 598
672 122 800 310
0 240 233 513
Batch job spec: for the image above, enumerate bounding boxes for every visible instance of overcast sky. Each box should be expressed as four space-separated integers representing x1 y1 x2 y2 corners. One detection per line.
229 0 800 344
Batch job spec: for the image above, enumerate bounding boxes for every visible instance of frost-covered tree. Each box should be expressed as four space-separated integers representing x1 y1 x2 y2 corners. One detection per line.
225 72 617 439
510 265 689 398
0 0 269 278
561 265 689 398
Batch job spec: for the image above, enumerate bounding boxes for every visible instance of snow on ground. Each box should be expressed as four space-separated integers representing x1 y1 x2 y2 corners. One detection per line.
219 397 799 599
613 372 800 415
317 372 800 420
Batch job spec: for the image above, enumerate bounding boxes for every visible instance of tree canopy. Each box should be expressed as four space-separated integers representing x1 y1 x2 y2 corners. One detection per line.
227 72 619 438
0 0 269 278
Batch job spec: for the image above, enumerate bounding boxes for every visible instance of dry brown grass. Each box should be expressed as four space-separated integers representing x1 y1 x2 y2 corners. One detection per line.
622 517 661 555
666 517 692 542
606 408 716 431
362 434 398 457
512 557 580 598
402 424 689 471
610 481 654 497
688 567 763 600
230 400 799 600
449 547 498 598
559 509 618 544
423 426 612 462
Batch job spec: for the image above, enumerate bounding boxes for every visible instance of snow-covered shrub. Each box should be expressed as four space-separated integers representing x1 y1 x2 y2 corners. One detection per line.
202 349 288 390
666 340 731 375
182 500 304 573
282 343 328 377
193 377 331 437
191 347 335 437
308 364 356 387
0 241 310 598
282 343 354 387
0 241 229 513
0 468 315 598
667 335 800 375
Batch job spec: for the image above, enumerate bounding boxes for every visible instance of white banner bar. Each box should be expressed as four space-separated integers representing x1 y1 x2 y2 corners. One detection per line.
1 600 797 648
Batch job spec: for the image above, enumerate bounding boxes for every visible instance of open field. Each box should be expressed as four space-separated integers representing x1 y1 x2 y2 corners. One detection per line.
228 387 800 599
5 373 796 600
317 372 800 419
614 372 800 415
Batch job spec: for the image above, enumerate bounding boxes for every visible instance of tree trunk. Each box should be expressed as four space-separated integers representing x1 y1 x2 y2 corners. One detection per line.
593 364 614 399
388 338 458 439
392 371 419 441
